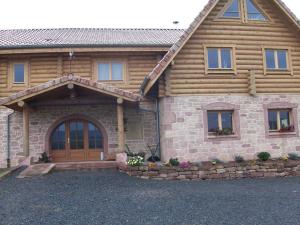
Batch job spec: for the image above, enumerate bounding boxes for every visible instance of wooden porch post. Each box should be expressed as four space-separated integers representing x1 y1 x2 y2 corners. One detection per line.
117 98 125 153
18 101 30 156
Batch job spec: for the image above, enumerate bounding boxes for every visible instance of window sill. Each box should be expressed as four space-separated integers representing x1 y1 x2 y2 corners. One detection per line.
267 131 298 138
264 70 292 76
206 70 236 76
206 134 240 141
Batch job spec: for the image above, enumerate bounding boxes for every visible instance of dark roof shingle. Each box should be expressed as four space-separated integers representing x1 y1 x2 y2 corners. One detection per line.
0 28 184 49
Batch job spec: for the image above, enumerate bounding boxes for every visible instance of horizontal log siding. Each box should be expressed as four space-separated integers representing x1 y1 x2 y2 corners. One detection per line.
0 52 160 97
167 0 300 95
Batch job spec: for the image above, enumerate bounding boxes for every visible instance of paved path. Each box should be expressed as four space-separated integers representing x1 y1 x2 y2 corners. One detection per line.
0 169 300 225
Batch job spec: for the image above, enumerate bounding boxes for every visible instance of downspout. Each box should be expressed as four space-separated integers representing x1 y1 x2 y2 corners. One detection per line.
155 98 161 158
7 110 15 168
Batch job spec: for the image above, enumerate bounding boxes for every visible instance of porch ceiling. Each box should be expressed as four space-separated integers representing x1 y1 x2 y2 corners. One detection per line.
0 75 141 111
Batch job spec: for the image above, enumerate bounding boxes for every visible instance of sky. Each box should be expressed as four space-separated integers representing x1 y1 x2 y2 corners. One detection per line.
0 0 299 29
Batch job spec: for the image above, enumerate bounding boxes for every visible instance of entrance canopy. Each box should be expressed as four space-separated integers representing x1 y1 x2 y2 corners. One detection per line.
0 75 141 111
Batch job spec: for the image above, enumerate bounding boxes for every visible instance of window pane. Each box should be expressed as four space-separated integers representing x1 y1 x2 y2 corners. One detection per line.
246 0 266 20
268 111 278 130
207 48 219 69
70 121 84 149
223 0 240 18
221 48 232 69
207 112 219 132
98 63 110 80
221 111 233 130
51 123 66 151
266 50 275 69
280 111 290 128
88 123 103 149
14 64 25 83
111 63 123 80
277 50 287 69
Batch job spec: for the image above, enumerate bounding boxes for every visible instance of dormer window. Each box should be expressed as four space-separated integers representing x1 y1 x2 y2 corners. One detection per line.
223 0 240 18
246 0 266 21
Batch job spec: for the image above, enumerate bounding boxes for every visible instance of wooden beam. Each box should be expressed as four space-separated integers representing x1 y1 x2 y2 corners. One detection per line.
67 83 75 90
17 101 26 108
117 98 125 153
23 104 30 156
249 70 256 96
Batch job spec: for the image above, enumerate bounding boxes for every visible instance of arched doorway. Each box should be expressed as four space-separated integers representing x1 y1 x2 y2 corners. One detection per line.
47 115 108 162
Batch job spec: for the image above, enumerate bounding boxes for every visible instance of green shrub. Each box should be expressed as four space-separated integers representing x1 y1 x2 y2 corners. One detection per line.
234 155 245 163
211 158 223 165
169 158 180 166
257 152 271 161
127 156 144 167
288 153 300 161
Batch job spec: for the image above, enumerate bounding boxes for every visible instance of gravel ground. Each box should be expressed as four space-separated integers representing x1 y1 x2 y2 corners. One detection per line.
0 169 300 225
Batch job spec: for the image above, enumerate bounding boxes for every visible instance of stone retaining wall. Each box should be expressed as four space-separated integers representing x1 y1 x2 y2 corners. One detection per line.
120 160 300 181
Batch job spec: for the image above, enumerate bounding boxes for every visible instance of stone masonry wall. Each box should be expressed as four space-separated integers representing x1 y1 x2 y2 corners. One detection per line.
160 95 300 162
0 107 23 168
0 102 157 168
120 160 300 181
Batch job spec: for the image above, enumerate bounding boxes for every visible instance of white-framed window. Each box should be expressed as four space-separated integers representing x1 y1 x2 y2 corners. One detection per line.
97 62 125 81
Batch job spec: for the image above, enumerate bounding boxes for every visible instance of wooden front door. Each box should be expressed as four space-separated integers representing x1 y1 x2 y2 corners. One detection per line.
50 119 104 162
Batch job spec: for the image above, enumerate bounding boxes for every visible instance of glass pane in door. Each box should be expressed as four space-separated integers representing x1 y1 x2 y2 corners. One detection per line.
70 121 84 149
51 123 66 150
88 123 103 149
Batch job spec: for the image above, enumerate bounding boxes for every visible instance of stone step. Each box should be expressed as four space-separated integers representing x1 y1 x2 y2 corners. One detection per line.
17 163 55 179
54 161 118 171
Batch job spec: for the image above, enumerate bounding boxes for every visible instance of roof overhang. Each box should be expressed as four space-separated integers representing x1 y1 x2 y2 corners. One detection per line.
0 75 141 111
0 46 170 55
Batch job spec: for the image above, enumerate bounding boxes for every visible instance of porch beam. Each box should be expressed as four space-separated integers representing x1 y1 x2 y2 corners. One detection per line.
117 98 125 153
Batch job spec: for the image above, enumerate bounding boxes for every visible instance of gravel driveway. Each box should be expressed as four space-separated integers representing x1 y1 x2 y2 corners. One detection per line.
0 168 300 225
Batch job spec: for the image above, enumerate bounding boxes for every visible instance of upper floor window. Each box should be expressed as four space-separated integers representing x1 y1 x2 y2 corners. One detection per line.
223 0 240 18
246 0 266 21
97 62 125 81
220 0 267 22
13 63 25 83
265 49 288 71
207 48 233 70
9 61 28 87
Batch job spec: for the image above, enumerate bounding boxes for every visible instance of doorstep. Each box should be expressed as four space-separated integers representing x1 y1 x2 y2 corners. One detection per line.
54 161 118 171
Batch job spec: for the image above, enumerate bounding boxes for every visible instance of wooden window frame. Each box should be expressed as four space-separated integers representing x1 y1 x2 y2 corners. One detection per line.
244 0 271 23
216 0 271 23
216 0 243 21
93 59 127 83
262 47 293 75
263 102 299 138
9 61 29 87
203 102 241 141
204 45 237 75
